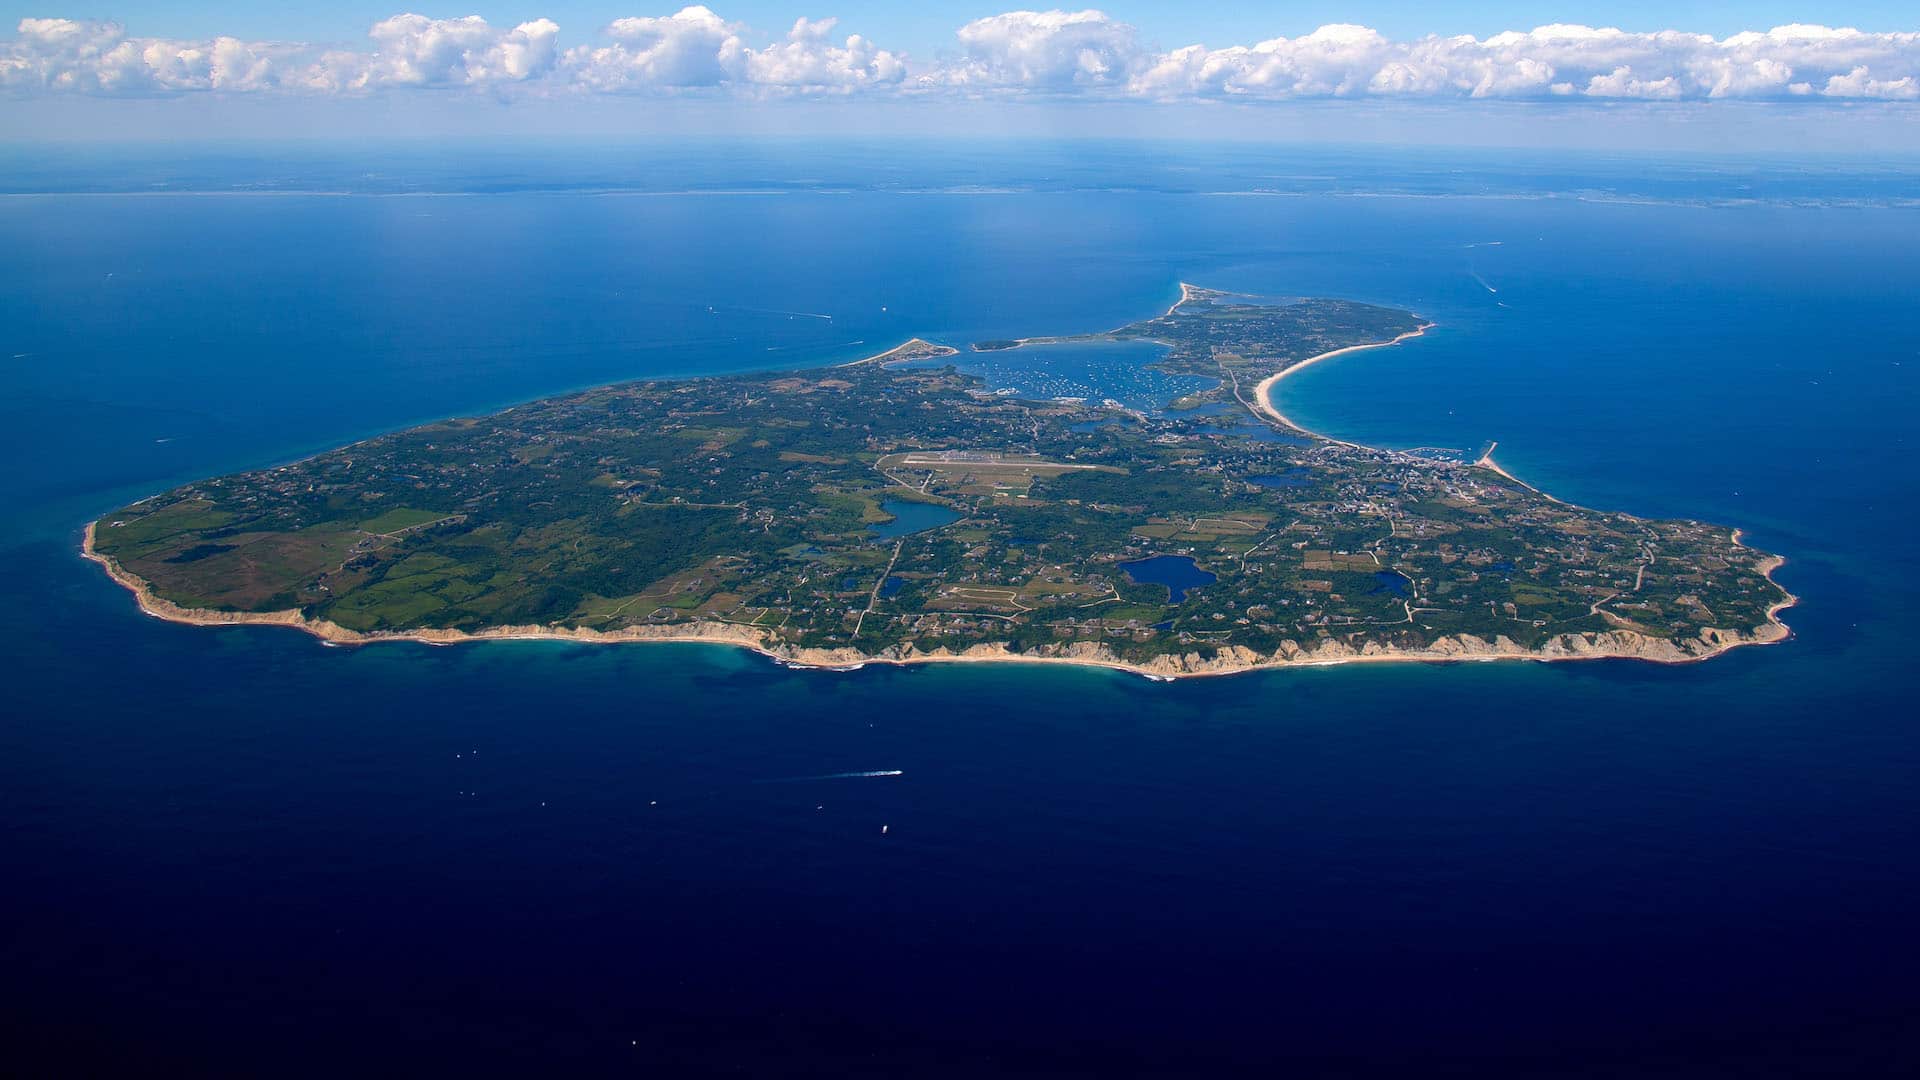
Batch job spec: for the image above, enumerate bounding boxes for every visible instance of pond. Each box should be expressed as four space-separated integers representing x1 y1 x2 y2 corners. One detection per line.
870 499 963 539
1232 420 1314 446
1118 554 1217 603
1249 468 1314 489
1070 418 1139 434
1371 570 1411 598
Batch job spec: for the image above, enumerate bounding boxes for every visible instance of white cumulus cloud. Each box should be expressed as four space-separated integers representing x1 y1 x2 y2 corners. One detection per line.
1 17 301 93
361 14 561 88
948 9 1147 90
1130 24 1397 98
3 9 1919 103
945 11 1920 102
745 17 906 90
567 5 745 89
1 13 562 94
564 6 905 92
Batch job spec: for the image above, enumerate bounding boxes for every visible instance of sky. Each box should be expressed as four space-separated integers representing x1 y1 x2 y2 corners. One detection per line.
3 4 1918 148
9 3 1920 49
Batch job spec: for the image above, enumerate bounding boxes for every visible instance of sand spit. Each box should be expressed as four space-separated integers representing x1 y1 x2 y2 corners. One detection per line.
1250 322 1435 446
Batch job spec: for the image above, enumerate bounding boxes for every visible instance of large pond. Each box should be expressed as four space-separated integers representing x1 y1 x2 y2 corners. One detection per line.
1118 554 1217 603
870 499 963 539
1371 570 1411 598
1249 468 1314 488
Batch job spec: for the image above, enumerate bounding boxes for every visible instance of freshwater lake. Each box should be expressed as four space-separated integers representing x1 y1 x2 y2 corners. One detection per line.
870 499 964 539
1118 554 1219 603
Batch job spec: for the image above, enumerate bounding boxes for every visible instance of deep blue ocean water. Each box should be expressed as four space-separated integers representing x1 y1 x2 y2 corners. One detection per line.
4 141 1919 1076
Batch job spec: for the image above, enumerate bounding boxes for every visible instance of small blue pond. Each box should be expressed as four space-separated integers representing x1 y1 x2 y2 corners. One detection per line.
1250 468 1313 489
878 575 907 599
870 499 963 539
1371 571 1411 598
1234 421 1314 446
1179 402 1241 418
1119 554 1217 603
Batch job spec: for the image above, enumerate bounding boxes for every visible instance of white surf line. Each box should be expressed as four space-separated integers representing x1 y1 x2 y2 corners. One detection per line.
1162 282 1199 317
1249 323 1435 449
1473 440 1567 505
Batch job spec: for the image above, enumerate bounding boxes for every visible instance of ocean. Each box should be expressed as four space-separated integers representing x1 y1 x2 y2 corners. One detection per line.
3 140 1918 1075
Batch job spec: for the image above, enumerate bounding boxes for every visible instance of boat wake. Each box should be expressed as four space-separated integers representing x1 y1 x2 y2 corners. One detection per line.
756 770 904 783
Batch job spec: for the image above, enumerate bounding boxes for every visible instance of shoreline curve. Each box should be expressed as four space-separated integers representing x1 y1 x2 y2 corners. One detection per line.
80 283 1798 680
83 521 1796 682
1250 322 1436 448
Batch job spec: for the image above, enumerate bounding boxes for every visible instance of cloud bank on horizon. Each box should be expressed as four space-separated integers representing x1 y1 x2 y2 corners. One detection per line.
3 6 1917 103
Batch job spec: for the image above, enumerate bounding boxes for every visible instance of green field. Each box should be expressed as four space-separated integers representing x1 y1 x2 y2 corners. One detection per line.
90 290 1789 665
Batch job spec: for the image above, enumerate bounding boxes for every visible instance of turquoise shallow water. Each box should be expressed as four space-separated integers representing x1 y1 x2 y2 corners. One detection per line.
2 142 1918 1075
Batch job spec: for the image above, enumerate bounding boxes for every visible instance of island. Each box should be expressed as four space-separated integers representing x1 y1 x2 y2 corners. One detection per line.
84 285 1794 678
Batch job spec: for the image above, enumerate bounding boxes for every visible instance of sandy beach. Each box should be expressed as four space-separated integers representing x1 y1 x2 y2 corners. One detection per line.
84 515 1796 681
1470 441 1567 504
78 289 1795 681
843 337 958 367
1249 323 1435 446
1244 321 1569 508
1164 282 1206 317
973 282 1218 353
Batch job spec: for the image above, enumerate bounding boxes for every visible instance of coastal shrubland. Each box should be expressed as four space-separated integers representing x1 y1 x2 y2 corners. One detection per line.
87 290 1793 675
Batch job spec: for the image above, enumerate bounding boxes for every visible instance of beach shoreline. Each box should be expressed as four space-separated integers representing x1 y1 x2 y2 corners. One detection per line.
1243 319 1569 508
83 519 1796 681
843 337 957 367
1471 441 1568 505
79 284 1797 680
1250 322 1436 447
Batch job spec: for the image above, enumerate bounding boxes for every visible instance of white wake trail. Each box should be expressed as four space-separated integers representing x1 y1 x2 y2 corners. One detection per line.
756 770 903 783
